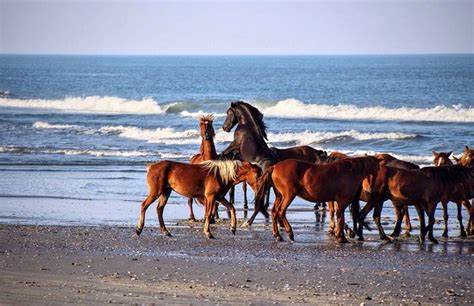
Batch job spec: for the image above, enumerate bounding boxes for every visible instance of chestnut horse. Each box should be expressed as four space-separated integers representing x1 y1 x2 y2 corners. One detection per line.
432 150 467 237
254 156 380 243
242 145 328 226
136 160 261 239
455 146 474 167
187 115 218 221
358 165 474 243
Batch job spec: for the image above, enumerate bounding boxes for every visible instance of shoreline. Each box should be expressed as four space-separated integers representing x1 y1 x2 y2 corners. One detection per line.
1 224 473 304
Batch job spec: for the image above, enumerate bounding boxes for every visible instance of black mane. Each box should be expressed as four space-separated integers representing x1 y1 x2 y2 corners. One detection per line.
232 101 268 140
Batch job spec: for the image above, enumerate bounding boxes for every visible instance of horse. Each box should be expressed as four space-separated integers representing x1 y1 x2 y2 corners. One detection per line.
432 150 467 237
221 101 277 170
242 145 328 226
455 146 474 167
135 160 261 239
358 165 474 243
254 156 380 243
187 115 218 221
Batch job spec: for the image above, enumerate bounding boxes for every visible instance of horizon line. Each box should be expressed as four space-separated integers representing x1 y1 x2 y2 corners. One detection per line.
1 52 473 57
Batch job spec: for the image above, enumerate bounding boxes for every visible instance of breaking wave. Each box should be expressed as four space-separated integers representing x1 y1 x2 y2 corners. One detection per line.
258 99 474 123
32 121 417 146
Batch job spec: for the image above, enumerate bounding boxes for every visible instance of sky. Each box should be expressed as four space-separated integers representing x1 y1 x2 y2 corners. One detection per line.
0 0 472 55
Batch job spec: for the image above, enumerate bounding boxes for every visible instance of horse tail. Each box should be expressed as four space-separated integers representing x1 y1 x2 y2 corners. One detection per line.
255 166 274 214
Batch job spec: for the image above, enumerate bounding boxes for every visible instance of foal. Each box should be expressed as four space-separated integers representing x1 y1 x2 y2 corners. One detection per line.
136 160 261 239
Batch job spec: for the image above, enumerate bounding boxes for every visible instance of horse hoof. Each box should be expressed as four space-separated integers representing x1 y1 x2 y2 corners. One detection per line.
135 228 142 236
349 232 356 239
357 236 364 241
188 218 197 223
442 232 448 238
275 236 283 242
206 233 215 239
336 237 349 244
429 237 438 244
231 228 236 235
460 231 467 238
418 237 425 244
163 231 172 237
382 236 393 243
241 221 251 228
288 234 295 242
402 232 411 238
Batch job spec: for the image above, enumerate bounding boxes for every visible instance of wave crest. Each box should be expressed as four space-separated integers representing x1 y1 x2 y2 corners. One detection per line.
259 99 474 122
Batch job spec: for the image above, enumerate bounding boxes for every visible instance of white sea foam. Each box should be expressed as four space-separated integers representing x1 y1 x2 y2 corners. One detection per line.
259 99 474 122
0 96 167 114
32 121 81 130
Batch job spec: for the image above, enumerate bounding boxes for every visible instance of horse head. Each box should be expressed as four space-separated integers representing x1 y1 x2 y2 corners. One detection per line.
199 114 215 141
459 146 474 167
222 103 239 132
432 150 453 166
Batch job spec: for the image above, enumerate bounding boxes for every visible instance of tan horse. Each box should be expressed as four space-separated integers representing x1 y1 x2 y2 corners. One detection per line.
455 146 474 167
254 156 380 243
136 160 261 239
188 115 218 221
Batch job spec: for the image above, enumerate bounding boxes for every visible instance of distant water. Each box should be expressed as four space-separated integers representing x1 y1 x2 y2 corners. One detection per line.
0 54 473 228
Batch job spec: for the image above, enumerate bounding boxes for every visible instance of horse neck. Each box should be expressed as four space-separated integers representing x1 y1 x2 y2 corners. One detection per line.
200 138 218 160
237 110 266 140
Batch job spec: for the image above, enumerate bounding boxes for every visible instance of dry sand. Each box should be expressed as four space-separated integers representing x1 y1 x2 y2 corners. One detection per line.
0 222 473 304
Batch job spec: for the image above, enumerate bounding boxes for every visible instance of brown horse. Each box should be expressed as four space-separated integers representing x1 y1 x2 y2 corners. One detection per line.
455 146 474 167
254 156 380 243
136 160 261 239
359 165 474 243
432 150 467 237
188 115 218 221
241 146 328 226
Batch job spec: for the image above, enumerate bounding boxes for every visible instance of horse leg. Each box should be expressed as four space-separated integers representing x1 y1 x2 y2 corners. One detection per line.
187 198 196 222
271 194 283 241
327 201 335 235
403 205 412 237
242 181 248 211
136 194 158 236
243 188 270 227
426 203 438 243
156 189 172 237
414 205 426 244
373 201 390 241
441 201 449 238
229 185 235 205
218 198 237 235
203 195 217 239
276 194 296 242
391 204 404 238
350 200 360 239
335 201 349 243
456 201 466 237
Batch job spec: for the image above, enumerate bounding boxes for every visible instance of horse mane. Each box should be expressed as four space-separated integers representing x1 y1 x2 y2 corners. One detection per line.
199 160 242 184
200 114 214 122
232 101 268 140
420 165 471 186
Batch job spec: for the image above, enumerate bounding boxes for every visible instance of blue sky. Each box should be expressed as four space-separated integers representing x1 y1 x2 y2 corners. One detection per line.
1 0 472 55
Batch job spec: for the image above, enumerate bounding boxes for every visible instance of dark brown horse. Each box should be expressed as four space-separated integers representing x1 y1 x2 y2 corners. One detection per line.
358 165 474 243
254 156 380 243
136 160 261 239
187 115 218 221
432 150 467 237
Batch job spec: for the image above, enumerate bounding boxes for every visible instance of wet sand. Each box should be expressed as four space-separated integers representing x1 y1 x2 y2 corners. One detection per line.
0 222 473 304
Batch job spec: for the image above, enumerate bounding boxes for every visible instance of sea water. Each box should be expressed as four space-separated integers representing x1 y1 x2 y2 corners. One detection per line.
0 54 473 233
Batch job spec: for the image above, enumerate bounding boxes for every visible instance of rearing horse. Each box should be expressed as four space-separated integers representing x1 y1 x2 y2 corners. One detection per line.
221 101 277 170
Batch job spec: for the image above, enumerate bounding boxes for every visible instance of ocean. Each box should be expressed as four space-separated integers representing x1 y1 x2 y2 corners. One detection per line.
0 54 473 232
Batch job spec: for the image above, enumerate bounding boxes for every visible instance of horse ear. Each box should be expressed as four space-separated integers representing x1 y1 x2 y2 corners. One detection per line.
465 146 470 152
447 151 452 157
432 151 438 156
231 102 237 107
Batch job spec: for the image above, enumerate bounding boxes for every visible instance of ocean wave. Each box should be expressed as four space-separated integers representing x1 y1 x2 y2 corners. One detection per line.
32 121 416 146
0 96 169 114
258 99 474 123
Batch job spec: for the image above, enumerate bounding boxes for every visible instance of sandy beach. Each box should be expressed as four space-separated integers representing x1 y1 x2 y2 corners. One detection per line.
1 222 473 304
